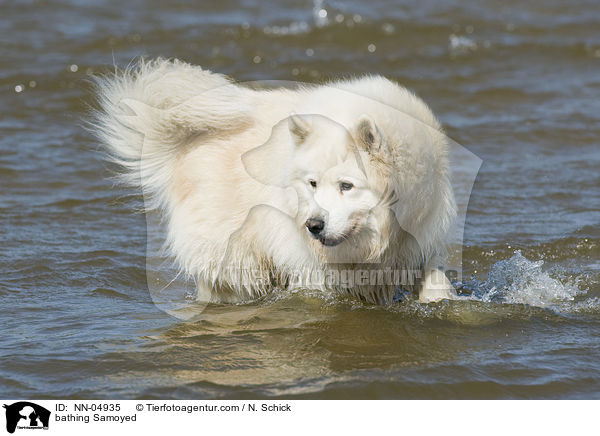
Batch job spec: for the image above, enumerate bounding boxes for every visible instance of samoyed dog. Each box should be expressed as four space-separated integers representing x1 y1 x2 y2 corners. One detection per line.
93 59 456 304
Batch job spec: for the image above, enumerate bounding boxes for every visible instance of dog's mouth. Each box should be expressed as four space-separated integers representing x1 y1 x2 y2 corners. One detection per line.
306 231 347 247
317 236 346 247
311 222 360 247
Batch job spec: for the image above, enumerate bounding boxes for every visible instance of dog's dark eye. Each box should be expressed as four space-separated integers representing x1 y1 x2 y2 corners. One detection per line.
340 182 354 192
309 180 317 188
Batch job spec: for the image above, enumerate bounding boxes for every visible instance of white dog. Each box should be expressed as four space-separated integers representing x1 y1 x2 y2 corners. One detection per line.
93 59 457 304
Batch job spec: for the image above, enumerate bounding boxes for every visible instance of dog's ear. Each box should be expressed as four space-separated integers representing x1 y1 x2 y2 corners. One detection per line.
356 114 383 152
288 112 311 144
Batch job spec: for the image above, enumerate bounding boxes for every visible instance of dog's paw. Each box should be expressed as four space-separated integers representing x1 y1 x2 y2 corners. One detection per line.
419 269 457 303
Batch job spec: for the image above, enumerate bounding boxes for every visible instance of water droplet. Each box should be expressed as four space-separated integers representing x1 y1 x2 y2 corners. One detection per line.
242 22 250 30
382 23 395 35
69 64 79 73
449 34 477 53
305 48 314 56
353 14 362 23
28 81 37 88
335 14 344 23
291 68 299 76
253 55 262 64
15 85 24 93
368 44 376 53
312 0 328 27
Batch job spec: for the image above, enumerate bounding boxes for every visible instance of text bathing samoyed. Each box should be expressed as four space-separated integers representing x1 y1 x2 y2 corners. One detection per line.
94 59 457 304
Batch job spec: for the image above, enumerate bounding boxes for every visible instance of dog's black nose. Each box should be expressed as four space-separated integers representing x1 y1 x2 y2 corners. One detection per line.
305 218 325 235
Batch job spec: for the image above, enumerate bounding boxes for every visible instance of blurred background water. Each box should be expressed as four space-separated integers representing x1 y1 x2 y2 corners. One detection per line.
1 0 599 399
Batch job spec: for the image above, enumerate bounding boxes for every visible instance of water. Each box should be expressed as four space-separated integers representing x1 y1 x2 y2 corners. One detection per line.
1 0 599 399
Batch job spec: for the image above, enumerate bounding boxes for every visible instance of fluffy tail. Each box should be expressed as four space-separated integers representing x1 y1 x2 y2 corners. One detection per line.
90 58 253 207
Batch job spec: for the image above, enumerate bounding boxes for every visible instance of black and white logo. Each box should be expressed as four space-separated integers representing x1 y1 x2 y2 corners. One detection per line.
3 402 50 434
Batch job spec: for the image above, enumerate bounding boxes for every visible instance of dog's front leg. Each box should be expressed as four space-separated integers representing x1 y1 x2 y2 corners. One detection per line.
419 268 457 303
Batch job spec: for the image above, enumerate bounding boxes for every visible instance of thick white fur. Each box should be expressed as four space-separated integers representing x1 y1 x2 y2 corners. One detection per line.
93 58 457 304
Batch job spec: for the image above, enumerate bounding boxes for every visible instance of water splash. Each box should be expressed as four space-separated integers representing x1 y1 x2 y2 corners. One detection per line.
465 250 582 308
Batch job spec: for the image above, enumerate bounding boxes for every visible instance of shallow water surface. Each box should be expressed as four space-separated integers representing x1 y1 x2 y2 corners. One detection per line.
1 0 599 399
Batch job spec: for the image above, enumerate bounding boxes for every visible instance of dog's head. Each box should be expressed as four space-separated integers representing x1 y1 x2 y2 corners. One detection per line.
242 99 455 266
287 114 390 257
